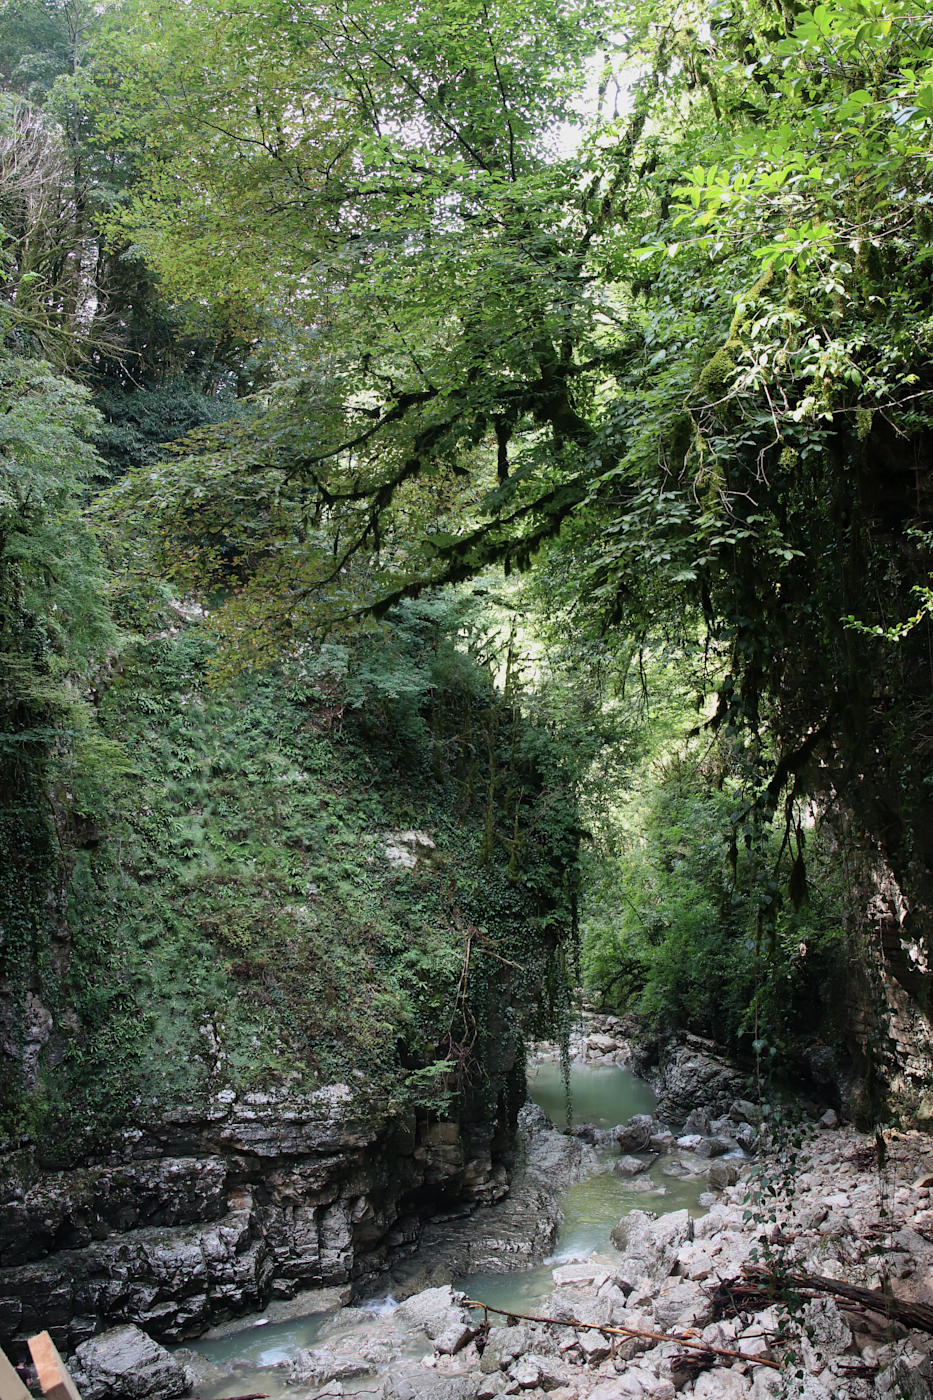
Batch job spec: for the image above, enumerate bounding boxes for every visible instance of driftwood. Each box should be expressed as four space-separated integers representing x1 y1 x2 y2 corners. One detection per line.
741 1265 933 1335
463 1297 782 1370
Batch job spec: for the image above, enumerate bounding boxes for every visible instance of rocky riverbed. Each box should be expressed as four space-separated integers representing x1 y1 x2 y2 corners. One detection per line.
17 1014 933 1400
178 1018 933 1400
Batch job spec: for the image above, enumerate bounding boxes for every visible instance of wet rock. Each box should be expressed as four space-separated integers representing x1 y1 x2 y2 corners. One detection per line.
170 1348 225 1394
616 1115 654 1153
0 1157 229 1268
694 1137 732 1159
398 1107 596 1288
706 1160 738 1191
683 1109 710 1135
615 1154 659 1177
1 1074 528 1353
70 1324 187 1400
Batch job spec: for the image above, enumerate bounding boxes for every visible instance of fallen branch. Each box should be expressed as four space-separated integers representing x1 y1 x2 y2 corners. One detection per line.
463 1298 781 1370
742 1266 933 1335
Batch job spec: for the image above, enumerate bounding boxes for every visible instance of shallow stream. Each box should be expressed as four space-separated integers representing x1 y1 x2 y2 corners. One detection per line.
185 1061 707 1397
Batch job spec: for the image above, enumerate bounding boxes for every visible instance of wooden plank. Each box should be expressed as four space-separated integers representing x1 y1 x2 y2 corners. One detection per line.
27 1333 83 1400
0 1347 33 1400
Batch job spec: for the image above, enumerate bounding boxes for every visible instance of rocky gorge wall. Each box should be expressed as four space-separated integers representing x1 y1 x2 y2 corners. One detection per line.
0 1076 519 1363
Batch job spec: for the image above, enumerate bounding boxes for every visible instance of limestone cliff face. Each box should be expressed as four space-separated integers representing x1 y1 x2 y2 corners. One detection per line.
0 1077 519 1362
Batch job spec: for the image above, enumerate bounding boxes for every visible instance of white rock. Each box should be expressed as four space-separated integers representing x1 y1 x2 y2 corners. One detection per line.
651 1281 713 1331
552 1263 611 1289
796 1297 853 1373
626 1368 675 1400
694 1369 752 1399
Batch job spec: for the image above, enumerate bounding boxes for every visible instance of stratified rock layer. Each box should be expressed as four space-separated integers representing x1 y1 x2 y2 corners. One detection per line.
0 1079 515 1360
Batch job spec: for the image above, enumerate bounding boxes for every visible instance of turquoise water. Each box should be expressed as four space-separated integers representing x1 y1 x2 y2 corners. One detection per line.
454 1062 704 1314
191 1311 328 1370
456 1157 707 1316
185 1060 695 1393
526 1059 657 1128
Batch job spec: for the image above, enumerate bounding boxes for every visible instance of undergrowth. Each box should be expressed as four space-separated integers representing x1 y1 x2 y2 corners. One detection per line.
6 596 581 1160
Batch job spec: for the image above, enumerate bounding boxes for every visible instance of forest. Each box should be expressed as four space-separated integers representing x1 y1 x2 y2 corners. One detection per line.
1 0 933 1156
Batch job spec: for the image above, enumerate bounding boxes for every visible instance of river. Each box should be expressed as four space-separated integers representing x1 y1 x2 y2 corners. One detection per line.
185 1059 708 1397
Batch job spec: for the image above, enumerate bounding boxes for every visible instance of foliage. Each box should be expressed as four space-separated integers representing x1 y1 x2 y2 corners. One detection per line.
0 350 117 1132
2 588 582 1152
92 376 242 478
4 0 933 1147
585 746 846 1057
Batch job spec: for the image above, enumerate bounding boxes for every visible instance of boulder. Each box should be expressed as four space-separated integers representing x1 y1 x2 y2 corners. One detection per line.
396 1285 470 1341
735 1123 758 1153
507 1353 571 1390
384 829 436 868
578 1328 612 1362
706 1160 739 1191
616 1115 654 1153
288 1342 374 1386
694 1137 732 1159
479 1324 543 1374
615 1154 659 1177
876 1354 933 1400
694 1372 752 1400
651 1280 714 1330
610 1209 693 1289
650 1043 744 1122
683 1109 710 1135
71 1325 187 1400
730 1098 760 1124
797 1297 852 1373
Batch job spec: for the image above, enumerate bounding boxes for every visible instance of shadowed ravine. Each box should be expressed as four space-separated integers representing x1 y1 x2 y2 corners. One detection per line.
181 1057 708 1398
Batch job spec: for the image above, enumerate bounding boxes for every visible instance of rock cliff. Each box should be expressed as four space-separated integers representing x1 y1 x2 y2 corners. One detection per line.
0 1078 518 1362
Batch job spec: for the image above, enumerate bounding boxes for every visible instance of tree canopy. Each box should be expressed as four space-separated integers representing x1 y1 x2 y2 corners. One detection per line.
2 0 932 1043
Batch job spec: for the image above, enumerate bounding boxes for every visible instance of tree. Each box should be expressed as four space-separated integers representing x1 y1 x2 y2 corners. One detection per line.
99 0 933 1003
